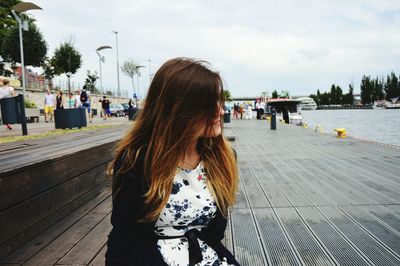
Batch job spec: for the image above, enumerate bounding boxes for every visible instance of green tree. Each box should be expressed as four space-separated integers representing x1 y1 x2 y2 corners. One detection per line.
319 92 330 105
384 72 399 101
84 70 99 93
121 59 141 104
360 75 373 104
280 90 290 98
41 57 55 89
51 41 82 75
271 90 279 98
223 89 232 102
0 0 20 54
2 20 47 66
342 84 354 105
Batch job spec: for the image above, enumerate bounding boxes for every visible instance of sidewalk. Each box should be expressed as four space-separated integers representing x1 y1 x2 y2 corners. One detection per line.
0 116 131 138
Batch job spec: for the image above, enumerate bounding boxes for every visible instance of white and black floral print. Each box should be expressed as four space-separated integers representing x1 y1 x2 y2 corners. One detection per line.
155 161 223 266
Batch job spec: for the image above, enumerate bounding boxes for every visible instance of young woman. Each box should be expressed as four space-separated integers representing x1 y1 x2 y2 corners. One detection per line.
56 90 64 110
106 58 240 266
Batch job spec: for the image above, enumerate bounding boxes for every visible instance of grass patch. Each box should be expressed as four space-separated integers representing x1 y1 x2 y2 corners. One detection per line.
0 124 119 144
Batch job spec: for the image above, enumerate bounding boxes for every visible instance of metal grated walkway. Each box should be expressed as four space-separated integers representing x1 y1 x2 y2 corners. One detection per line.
228 119 400 265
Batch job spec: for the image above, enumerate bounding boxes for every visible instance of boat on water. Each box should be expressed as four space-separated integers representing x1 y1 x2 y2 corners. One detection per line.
296 97 318 110
266 98 303 125
385 103 400 109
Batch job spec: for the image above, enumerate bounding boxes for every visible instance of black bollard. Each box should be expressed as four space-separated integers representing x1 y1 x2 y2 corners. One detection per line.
270 107 276 130
16 95 28 135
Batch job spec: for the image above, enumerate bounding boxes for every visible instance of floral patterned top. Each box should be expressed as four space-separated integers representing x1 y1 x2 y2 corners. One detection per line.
155 161 226 266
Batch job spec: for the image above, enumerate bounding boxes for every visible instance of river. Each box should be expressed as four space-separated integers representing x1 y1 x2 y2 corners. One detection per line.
301 109 400 147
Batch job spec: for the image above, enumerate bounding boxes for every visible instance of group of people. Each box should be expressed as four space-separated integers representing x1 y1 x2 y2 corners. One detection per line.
232 103 253 120
0 78 17 130
44 88 93 123
44 87 114 123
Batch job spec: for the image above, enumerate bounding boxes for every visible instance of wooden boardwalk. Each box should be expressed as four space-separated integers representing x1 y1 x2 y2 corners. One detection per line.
1 119 400 265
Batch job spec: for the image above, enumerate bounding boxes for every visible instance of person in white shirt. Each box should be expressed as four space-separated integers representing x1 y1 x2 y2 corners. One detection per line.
74 90 82 108
44 89 56 123
0 79 17 130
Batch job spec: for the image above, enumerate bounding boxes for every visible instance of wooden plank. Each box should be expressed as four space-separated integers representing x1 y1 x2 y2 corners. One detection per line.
0 181 110 261
1 186 111 264
23 198 111 265
0 158 69 211
89 244 107 266
0 165 108 247
56 213 112 265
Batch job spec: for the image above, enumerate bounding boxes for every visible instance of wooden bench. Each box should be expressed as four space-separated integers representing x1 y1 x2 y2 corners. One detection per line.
0 125 129 261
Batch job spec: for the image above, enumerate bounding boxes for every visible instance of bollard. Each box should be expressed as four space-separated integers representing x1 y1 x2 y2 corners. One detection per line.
334 128 346 138
270 107 276 130
17 95 28 135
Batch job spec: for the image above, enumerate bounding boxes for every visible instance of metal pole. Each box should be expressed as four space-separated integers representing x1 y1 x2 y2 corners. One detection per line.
148 59 151 85
113 31 120 96
99 55 103 96
137 74 139 102
11 10 26 96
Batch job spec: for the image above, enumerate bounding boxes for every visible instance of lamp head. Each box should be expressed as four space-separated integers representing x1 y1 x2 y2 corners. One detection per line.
13 2 42 13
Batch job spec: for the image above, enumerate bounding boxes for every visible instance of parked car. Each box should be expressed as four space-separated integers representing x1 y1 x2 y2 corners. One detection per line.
121 103 130 116
109 103 125 117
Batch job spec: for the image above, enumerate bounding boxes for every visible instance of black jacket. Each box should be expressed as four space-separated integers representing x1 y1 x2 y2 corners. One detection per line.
105 152 240 266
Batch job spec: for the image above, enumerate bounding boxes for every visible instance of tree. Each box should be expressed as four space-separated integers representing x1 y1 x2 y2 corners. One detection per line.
384 72 399 101
342 84 354 105
223 89 232 102
121 59 141 101
41 57 55 89
84 70 100 93
360 75 373 104
0 0 20 54
316 89 321 105
271 90 279 99
280 90 290 98
51 41 82 75
2 20 47 67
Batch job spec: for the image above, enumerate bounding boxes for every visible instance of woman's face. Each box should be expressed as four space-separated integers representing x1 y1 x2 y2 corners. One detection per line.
196 104 224 138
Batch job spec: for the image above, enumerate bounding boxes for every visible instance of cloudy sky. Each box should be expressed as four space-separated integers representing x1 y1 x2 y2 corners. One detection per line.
28 0 400 98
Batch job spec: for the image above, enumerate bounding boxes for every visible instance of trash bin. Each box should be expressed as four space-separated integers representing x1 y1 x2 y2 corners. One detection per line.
92 108 97 116
270 107 276 130
223 106 231 123
223 112 231 123
54 108 87 129
0 97 19 124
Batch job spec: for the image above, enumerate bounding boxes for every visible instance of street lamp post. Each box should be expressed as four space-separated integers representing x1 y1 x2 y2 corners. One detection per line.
112 31 120 97
135 65 145 107
148 59 152 85
95 46 112 97
11 2 42 96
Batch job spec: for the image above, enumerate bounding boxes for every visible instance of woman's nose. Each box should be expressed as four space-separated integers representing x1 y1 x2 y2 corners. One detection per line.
219 106 224 115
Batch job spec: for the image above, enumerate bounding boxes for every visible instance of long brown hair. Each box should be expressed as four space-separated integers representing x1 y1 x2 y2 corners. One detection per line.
109 57 238 221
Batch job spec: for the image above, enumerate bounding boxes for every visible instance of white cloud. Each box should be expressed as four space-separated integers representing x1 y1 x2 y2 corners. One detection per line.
25 0 400 97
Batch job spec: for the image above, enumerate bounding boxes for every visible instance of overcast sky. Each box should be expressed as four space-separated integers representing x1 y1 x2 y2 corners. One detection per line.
28 0 400 98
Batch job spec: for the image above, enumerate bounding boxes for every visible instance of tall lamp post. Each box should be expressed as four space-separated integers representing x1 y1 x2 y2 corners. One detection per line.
112 31 120 97
11 2 42 97
95 46 112 97
135 65 145 107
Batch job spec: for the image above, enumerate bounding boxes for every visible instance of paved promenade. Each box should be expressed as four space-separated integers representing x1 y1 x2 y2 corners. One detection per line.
1 119 400 265
0 116 129 138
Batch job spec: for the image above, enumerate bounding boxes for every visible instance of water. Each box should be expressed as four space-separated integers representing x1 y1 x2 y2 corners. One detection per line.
301 109 400 147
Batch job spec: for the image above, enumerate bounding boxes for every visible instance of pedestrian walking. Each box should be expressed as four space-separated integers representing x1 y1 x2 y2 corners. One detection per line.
74 90 82 108
100 96 110 120
44 89 55 122
105 58 240 266
66 92 74 109
0 79 17 130
56 90 64 110
80 87 92 123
